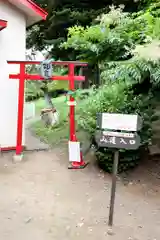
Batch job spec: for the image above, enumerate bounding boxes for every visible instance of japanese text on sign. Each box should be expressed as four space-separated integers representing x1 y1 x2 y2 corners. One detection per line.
95 131 141 150
100 135 136 145
40 60 52 79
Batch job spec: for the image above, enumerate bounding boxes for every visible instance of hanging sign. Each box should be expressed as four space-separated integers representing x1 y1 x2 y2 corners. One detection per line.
95 131 141 150
97 113 142 132
95 113 143 228
96 113 142 150
40 59 53 79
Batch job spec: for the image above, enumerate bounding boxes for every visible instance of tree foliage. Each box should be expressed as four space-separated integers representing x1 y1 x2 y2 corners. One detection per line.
62 6 159 58
27 0 149 58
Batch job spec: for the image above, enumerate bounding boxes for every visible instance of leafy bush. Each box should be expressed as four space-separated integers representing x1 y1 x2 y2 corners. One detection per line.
101 58 160 84
77 81 155 172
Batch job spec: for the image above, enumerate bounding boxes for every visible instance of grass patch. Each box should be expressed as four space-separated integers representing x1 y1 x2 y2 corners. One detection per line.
31 120 69 145
31 95 70 145
30 94 91 146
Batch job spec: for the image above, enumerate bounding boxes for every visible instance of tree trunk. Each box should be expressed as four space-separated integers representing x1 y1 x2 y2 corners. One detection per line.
81 66 90 89
94 63 100 87
44 90 54 109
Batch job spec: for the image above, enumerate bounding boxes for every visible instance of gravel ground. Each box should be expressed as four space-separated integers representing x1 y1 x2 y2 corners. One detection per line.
0 149 159 240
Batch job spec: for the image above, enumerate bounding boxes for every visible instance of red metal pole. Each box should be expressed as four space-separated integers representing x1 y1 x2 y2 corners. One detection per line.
9 74 85 81
68 63 76 141
7 60 87 66
16 63 25 155
68 64 87 169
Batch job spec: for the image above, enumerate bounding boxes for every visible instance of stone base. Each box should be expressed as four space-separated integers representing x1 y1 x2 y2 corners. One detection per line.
12 154 24 163
107 227 115 236
68 162 89 169
41 108 59 127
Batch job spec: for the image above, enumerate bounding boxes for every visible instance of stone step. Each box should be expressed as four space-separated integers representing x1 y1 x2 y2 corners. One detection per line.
149 144 160 156
152 130 160 136
152 136 160 144
149 104 160 155
152 121 160 127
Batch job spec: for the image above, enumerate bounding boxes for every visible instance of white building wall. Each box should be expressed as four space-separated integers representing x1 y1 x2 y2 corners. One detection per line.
0 0 26 148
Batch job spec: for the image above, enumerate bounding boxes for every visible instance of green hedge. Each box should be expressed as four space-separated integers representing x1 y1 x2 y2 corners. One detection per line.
77 81 155 173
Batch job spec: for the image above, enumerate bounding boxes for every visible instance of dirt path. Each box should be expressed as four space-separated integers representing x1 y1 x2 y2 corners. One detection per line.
0 149 159 240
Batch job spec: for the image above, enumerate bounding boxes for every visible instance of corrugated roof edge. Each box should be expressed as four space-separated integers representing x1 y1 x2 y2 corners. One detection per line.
9 0 48 20
26 0 48 20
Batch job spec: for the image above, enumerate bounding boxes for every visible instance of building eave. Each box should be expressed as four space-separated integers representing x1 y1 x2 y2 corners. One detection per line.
0 19 7 31
7 0 48 26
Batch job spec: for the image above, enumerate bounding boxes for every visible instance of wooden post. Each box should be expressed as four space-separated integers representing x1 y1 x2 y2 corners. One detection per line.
108 150 119 227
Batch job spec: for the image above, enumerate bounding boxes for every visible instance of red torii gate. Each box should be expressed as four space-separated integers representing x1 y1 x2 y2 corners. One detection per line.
7 60 88 169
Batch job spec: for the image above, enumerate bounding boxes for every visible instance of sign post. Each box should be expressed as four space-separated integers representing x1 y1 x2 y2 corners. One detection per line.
108 150 119 227
96 113 142 229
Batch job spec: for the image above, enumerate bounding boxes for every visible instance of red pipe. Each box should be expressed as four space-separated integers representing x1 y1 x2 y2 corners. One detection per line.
16 63 25 155
9 74 85 81
68 63 76 142
7 60 87 66
68 64 87 169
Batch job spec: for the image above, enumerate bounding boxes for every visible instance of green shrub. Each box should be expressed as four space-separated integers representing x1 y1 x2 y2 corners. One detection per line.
95 148 142 173
77 81 155 173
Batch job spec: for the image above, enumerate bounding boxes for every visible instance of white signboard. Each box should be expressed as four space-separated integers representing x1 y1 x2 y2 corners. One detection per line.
101 113 139 132
68 141 81 162
103 131 134 138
